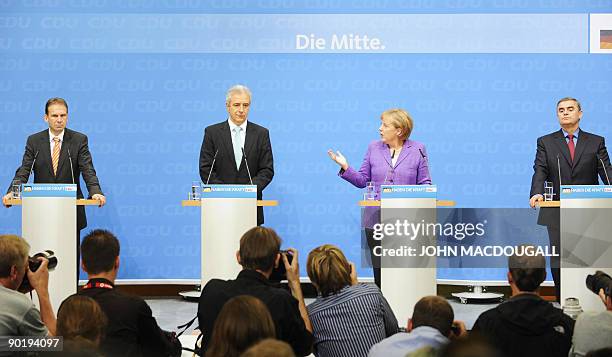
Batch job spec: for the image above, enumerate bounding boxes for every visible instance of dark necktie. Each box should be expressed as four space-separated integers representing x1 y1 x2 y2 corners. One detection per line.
567 134 575 162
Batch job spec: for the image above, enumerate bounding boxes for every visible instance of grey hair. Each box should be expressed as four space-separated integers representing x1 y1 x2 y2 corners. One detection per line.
225 85 252 104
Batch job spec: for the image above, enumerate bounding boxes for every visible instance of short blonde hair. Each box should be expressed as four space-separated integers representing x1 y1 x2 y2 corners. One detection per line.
307 244 352 297
0 235 30 278
381 108 414 140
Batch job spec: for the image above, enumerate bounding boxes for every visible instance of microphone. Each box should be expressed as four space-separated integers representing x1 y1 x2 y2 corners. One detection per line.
205 149 219 185
556 153 563 188
383 150 396 184
241 147 253 185
598 154 611 185
27 150 39 182
67 148 75 185
419 148 426 159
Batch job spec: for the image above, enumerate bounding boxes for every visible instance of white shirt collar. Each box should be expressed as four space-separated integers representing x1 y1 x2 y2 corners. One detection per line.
227 118 247 132
48 129 65 143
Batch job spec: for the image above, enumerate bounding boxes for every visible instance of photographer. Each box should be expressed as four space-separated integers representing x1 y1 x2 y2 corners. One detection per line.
569 271 612 357
77 229 180 357
0 235 57 341
198 226 313 356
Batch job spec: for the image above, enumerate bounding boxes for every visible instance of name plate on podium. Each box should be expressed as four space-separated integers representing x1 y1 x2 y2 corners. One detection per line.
201 184 257 198
560 184 612 200
21 183 77 198
380 185 437 199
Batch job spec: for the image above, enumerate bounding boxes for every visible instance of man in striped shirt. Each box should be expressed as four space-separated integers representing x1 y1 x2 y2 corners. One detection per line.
306 244 399 357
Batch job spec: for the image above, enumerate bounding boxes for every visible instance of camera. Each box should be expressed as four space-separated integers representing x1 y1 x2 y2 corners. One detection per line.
269 250 294 283
585 270 612 298
18 250 58 293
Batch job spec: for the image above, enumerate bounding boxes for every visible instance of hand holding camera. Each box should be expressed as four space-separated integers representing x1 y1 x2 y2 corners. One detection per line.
281 248 300 285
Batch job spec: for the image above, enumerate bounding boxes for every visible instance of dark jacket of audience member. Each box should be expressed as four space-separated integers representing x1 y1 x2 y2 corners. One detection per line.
77 229 180 357
472 249 574 357
198 227 313 356
205 295 275 357
306 244 399 357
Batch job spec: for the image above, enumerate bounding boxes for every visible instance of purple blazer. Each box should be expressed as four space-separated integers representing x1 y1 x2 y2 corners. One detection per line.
339 139 432 228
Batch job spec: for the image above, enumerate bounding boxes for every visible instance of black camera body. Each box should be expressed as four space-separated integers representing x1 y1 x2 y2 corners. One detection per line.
586 270 612 298
269 250 294 283
18 250 58 293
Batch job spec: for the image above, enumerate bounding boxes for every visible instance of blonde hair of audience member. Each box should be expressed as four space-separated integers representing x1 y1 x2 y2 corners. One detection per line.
381 108 414 141
307 244 356 297
240 338 295 357
57 295 107 346
206 295 276 357
0 234 30 284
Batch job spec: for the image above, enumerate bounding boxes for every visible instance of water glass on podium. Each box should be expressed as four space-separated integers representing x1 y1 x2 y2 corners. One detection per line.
544 181 554 201
189 181 201 200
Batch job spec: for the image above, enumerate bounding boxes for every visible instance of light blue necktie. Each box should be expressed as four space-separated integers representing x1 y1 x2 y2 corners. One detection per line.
233 127 243 170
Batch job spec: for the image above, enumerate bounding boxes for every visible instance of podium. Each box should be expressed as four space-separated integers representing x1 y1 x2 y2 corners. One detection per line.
7 184 99 314
359 185 454 320
557 185 612 311
181 185 278 298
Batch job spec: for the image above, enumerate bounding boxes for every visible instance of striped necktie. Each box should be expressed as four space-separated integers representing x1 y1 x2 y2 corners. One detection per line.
52 137 61 175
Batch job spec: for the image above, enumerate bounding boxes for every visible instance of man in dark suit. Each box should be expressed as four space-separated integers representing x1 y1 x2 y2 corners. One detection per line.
2 97 106 231
529 97 612 301
199 85 274 225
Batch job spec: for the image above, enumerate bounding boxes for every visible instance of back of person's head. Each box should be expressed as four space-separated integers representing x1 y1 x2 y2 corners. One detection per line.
411 295 454 337
0 235 30 279
81 229 120 274
439 335 503 357
57 295 107 345
206 295 276 357
307 244 352 297
238 227 281 272
0 235 30 291
240 338 295 357
508 246 546 292
45 337 104 357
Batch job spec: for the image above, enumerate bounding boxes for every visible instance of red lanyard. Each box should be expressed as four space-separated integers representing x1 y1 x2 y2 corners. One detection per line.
82 281 113 290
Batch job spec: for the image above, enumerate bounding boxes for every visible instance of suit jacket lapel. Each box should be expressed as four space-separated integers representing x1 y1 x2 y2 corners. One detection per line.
380 142 392 168
40 131 54 178
553 130 572 168
56 129 70 178
243 124 255 167
572 130 588 169
221 122 237 172
394 140 413 167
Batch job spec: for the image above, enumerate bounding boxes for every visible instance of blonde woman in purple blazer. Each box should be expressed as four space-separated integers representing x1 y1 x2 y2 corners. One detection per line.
328 108 432 287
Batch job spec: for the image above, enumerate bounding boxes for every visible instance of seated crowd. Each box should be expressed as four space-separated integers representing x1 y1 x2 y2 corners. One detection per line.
1 229 611 357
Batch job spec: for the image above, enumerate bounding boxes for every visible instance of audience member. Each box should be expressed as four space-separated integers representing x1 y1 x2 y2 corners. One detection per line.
0 234 56 353
569 286 612 357
471 247 574 357
438 335 503 357
241 338 296 357
78 229 180 357
205 295 275 357
306 244 398 357
198 227 312 356
369 295 466 357
56 295 107 346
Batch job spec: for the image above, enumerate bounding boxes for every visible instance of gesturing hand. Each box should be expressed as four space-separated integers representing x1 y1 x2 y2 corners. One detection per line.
327 149 349 171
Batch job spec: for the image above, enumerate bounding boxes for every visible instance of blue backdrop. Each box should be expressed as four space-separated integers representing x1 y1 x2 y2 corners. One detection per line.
1 1 611 282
